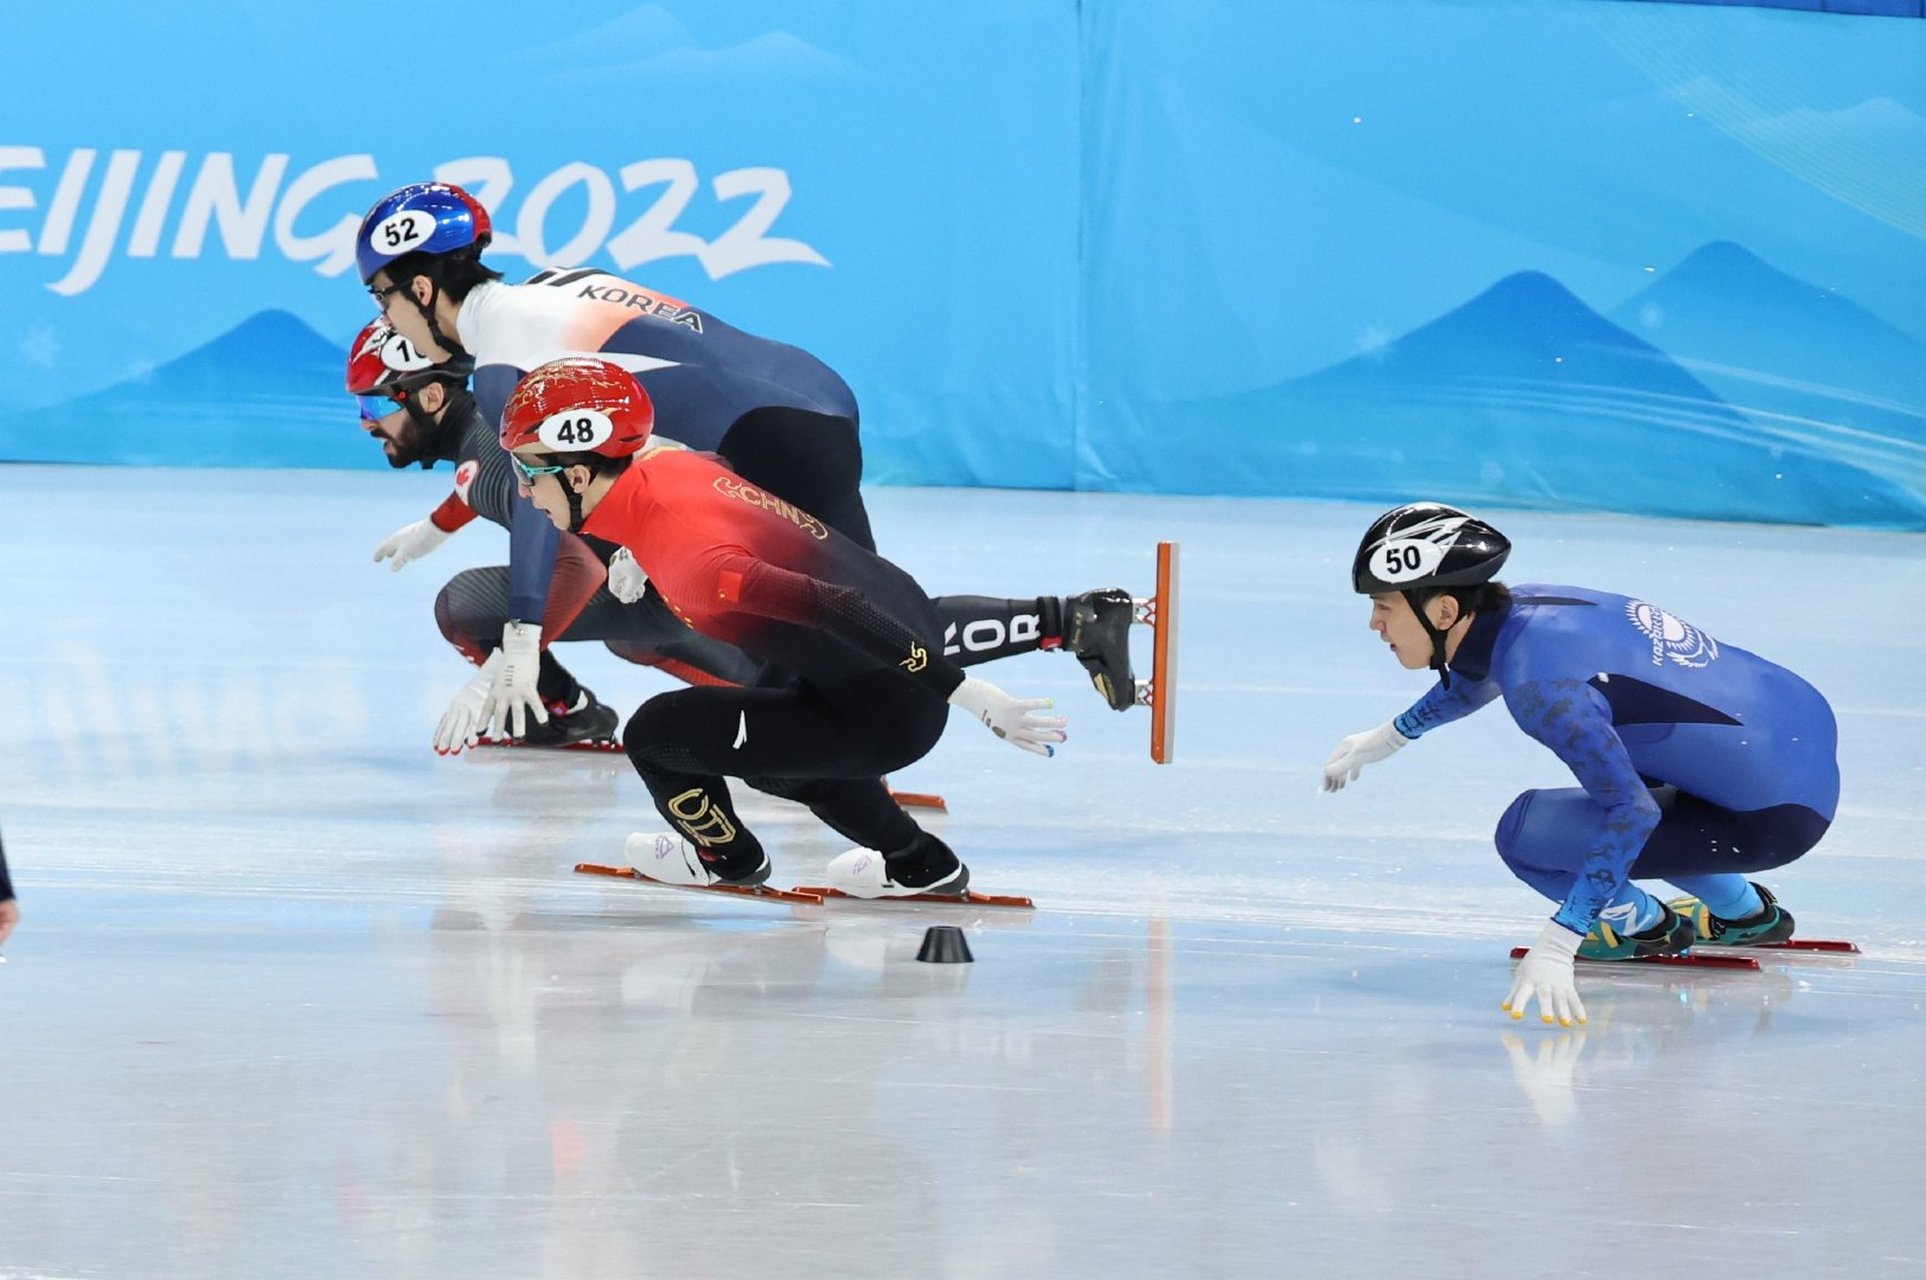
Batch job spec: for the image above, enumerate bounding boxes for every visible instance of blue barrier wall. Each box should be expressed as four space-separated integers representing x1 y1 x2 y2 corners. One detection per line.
2 1 1921 526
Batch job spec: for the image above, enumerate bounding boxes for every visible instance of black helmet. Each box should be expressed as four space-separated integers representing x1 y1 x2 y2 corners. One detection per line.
1353 502 1510 595
1352 503 1510 684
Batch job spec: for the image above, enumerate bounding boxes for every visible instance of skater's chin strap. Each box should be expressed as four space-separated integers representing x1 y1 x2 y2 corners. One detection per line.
406 273 468 360
391 383 473 469
1402 588 1456 689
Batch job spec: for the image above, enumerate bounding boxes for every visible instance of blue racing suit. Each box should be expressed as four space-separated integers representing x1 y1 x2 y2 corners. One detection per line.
1393 585 1838 933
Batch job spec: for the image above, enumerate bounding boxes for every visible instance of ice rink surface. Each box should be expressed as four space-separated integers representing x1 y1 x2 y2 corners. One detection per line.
3 465 1923 1279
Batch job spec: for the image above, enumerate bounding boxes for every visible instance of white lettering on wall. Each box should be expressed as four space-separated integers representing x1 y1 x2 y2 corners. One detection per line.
0 144 832 294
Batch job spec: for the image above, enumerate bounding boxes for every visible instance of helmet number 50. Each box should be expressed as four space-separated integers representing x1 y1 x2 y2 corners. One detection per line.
1372 538 1441 583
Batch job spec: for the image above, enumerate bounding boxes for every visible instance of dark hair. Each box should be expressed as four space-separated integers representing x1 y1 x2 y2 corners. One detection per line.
1425 580 1511 618
384 248 502 302
534 450 633 481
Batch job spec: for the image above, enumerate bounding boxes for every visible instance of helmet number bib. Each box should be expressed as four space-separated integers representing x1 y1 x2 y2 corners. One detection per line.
1370 538 1445 583
379 330 432 372
372 210 436 255
537 408 612 450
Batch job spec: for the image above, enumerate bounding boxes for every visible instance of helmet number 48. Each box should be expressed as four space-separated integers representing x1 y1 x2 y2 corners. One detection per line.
536 408 613 450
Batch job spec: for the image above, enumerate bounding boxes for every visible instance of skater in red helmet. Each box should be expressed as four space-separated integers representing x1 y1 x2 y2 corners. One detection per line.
500 357 1065 898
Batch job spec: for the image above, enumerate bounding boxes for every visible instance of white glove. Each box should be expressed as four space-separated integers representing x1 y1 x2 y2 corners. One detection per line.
1319 719 1412 792
479 621 549 740
606 546 648 604
434 651 503 756
1503 921 1588 1028
947 676 1067 758
373 518 452 572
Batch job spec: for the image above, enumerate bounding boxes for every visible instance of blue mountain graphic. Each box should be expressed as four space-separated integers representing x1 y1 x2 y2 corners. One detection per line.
1609 241 1926 487
1151 270 1923 527
0 310 372 469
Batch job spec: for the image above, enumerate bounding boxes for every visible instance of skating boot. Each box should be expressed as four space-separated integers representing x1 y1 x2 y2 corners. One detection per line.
1666 883 1795 947
1577 902 1696 961
824 833 970 899
518 688 620 748
624 832 771 889
1062 588 1136 712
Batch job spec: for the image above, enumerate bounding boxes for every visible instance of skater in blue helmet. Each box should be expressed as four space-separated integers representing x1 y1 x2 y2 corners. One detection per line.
1320 503 1840 1027
353 181 1143 747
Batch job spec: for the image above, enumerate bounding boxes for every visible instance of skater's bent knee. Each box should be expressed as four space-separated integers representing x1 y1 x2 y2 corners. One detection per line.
1494 790 1542 862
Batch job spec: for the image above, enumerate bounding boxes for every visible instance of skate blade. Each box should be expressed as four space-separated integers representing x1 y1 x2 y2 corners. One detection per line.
1702 938 1860 955
576 863 824 904
1509 946 1760 971
475 737 624 753
1131 541 1180 764
791 886 1034 909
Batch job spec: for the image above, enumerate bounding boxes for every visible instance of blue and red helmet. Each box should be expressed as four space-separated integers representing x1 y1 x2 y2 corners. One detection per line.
355 182 493 284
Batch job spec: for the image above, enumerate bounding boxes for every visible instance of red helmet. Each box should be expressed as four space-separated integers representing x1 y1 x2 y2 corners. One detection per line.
500 358 655 458
345 319 458 396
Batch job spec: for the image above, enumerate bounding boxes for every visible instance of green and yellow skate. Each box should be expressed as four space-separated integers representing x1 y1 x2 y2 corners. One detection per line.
1578 902 1696 961
1666 883 1796 947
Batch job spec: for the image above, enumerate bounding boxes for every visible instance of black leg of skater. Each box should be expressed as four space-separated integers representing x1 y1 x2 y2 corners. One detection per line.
620 672 964 893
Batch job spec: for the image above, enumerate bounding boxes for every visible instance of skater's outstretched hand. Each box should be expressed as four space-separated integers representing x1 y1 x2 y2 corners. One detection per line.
435 650 503 756
0 899 17 948
948 676 1068 757
1319 720 1411 792
479 621 549 741
1503 921 1588 1028
374 518 453 572
606 547 649 604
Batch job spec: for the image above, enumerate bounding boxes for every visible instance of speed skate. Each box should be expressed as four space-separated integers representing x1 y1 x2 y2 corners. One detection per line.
1506 935 1862 972
575 862 826 905
474 736 623 753
1136 541 1181 765
790 885 1036 908
793 846 1034 907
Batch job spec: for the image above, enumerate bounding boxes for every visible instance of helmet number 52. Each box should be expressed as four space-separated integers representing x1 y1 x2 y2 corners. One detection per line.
373 211 434 254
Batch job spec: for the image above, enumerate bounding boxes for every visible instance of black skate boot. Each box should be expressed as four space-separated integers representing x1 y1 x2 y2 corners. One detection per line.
1062 589 1137 712
518 688 620 749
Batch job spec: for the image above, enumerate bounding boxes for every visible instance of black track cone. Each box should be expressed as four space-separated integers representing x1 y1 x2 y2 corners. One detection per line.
916 924 973 964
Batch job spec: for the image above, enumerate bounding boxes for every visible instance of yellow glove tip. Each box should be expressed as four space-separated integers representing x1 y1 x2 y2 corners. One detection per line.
1539 1014 1555 1024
